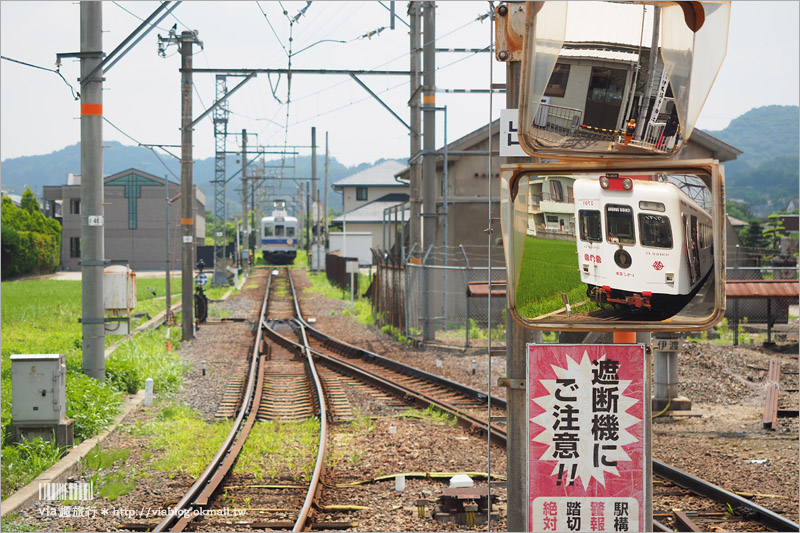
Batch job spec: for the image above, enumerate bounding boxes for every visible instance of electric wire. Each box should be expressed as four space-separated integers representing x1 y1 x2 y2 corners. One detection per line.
111 1 171 32
1 55 79 100
102 117 180 179
256 0 290 57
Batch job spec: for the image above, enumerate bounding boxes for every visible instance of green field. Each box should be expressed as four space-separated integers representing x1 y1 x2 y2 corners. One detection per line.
1 276 190 498
515 236 595 318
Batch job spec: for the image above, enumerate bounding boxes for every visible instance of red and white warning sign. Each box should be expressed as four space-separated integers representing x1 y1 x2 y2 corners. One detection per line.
528 344 646 532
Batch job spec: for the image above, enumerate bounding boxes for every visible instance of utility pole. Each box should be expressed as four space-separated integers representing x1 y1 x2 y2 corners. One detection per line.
311 127 321 271
324 131 330 253
408 1 422 254
79 1 105 379
505 53 536 533
421 1 436 342
241 128 248 262
179 30 201 341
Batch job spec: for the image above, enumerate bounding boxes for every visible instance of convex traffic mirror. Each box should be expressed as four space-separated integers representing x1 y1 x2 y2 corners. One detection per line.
500 159 725 331
515 1 730 160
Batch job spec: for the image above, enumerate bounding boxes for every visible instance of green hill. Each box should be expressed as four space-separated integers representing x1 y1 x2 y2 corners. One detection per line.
707 105 799 216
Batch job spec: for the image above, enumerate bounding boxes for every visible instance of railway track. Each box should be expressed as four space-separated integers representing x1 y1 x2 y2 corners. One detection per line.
144 267 796 532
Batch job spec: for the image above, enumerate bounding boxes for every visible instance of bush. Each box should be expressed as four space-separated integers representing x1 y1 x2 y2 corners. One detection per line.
1 193 61 278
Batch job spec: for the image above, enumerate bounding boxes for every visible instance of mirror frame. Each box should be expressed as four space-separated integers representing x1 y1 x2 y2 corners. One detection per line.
500 158 726 332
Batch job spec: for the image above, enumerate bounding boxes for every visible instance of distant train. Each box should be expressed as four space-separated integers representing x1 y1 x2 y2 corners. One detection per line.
574 174 713 312
261 200 298 265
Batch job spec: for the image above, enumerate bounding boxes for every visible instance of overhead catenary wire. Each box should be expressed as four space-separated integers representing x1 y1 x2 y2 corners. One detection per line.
1 55 79 100
103 116 180 179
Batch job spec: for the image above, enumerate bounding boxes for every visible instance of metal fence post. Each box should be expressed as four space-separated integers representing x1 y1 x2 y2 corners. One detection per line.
460 244 471 349
405 243 418 339
422 244 434 342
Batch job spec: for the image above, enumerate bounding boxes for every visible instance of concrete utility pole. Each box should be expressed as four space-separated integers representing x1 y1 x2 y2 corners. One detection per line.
241 128 248 257
324 131 330 252
505 58 536 533
421 0 436 342
408 1 422 253
179 30 201 341
80 1 105 380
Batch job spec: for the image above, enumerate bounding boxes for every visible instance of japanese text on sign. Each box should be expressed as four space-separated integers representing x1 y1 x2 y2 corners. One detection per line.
528 345 646 532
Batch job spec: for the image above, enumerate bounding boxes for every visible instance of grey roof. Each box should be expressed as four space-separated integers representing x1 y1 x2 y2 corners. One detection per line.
332 193 409 224
332 160 406 189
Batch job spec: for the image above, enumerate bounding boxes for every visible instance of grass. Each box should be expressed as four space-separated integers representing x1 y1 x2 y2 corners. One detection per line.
306 271 375 326
515 236 598 318
400 405 457 426
127 403 231 478
234 419 320 482
1 276 192 499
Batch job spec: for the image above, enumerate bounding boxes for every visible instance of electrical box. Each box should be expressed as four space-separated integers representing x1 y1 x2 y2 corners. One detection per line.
104 264 137 313
10 354 67 424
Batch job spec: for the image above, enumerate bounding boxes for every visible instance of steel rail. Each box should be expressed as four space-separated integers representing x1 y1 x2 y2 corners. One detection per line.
653 460 800 532
262 321 508 448
286 269 329 532
152 272 272 532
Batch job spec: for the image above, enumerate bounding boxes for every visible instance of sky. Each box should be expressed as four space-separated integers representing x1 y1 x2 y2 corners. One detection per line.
1 1 798 169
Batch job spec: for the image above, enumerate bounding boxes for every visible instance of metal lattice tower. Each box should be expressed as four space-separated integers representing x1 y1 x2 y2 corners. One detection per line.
212 74 229 285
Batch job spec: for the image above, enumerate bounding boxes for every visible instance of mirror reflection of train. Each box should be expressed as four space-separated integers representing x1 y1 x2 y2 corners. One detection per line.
574 173 712 317
261 200 298 265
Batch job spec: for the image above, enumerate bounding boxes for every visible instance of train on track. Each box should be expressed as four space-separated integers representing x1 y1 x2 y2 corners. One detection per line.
261 200 298 265
574 173 713 312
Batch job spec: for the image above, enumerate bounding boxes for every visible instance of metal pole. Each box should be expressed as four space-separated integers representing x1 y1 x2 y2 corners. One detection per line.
80 1 105 379
250 173 255 260
165 175 171 322
505 57 535 533
635 6 660 140
241 128 248 265
442 105 448 325
460 244 470 349
324 131 329 252
421 1 436 342
180 31 197 341
408 1 422 254
311 127 318 270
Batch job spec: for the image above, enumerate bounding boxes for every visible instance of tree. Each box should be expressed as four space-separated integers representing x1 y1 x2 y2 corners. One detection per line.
20 188 40 213
725 200 753 222
762 213 786 250
1 192 62 278
738 220 769 251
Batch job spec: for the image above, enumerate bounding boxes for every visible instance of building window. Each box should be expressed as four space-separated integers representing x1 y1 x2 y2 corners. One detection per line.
550 180 564 202
356 187 368 201
544 63 570 98
70 199 81 215
69 237 81 258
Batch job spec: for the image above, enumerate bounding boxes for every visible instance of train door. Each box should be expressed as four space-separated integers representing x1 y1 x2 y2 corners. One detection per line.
683 215 700 284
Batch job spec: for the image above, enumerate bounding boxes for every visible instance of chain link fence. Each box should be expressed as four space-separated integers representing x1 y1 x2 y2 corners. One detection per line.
372 245 507 350
371 244 798 349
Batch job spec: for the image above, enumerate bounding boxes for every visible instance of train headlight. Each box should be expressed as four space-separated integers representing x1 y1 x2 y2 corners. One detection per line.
622 178 633 190
665 273 675 283
600 176 610 189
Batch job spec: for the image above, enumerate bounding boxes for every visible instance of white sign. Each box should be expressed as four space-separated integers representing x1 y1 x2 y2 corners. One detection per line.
346 260 359 274
500 109 528 157
88 215 103 226
182 235 193 243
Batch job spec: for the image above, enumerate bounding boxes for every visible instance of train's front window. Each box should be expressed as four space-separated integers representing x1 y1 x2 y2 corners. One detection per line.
606 204 635 244
579 210 602 242
286 227 295 237
639 213 673 248
263 226 273 236
275 225 285 237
